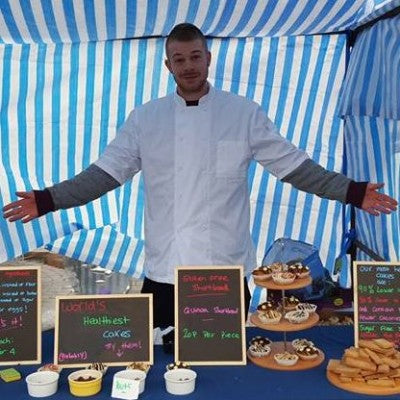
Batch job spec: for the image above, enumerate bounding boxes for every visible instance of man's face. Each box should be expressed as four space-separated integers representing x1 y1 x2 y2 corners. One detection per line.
165 38 211 99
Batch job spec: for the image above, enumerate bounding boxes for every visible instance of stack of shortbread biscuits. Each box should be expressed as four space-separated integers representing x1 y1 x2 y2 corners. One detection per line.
327 338 400 388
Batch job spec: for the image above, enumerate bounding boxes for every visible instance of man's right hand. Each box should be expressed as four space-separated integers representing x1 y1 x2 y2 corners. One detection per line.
2 191 39 223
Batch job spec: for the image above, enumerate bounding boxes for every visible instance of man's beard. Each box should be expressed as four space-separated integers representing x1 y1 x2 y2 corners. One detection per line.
176 76 207 96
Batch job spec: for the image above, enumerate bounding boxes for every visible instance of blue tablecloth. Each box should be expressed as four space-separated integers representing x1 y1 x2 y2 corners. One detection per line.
1 326 399 400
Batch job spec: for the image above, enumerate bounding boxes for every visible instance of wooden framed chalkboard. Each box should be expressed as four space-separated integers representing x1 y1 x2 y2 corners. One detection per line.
175 266 246 365
54 294 153 367
353 261 400 347
0 266 41 365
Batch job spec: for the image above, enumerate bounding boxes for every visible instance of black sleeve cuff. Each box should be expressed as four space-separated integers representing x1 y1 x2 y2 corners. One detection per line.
345 181 368 208
33 189 55 216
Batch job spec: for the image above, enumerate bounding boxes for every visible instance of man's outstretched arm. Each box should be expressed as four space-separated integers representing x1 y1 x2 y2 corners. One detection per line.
281 159 397 216
2 164 120 223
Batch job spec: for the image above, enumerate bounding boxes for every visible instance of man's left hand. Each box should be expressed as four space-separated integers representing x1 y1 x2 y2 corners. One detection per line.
361 183 398 216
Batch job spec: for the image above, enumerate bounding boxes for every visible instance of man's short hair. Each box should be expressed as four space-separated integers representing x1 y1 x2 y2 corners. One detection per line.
166 23 207 54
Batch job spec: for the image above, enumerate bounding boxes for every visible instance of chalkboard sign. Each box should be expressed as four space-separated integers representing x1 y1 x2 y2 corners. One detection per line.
175 266 246 365
354 261 400 347
55 294 153 367
0 266 41 365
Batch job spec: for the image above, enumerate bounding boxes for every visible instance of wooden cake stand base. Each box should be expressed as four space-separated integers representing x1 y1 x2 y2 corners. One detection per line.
248 341 324 371
327 371 400 396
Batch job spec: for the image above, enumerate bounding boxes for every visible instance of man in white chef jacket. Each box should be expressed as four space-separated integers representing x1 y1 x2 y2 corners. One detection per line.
3 23 397 328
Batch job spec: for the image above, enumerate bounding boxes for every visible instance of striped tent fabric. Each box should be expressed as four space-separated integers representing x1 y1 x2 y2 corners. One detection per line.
340 13 400 120
1 1 399 295
338 13 400 277
0 31 347 289
0 0 368 43
344 116 400 260
349 0 400 29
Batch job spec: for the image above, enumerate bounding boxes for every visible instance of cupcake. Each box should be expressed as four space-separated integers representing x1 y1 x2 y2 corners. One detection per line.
251 266 272 281
272 272 296 285
297 264 311 279
296 302 317 314
274 352 299 366
256 301 276 315
248 344 271 358
281 295 300 311
296 345 320 360
287 263 300 275
285 310 309 324
258 309 282 324
249 336 272 347
37 364 62 373
269 262 287 273
166 361 190 371
86 362 108 375
291 338 314 350
126 362 150 374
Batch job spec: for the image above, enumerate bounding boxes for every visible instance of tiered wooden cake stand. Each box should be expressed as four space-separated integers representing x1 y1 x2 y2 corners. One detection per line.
248 276 325 370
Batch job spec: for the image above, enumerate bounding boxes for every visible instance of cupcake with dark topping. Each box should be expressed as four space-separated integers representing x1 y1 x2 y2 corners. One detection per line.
249 336 272 347
252 266 273 281
295 345 319 360
297 264 310 279
291 338 314 350
269 262 287 273
256 301 276 315
281 295 300 311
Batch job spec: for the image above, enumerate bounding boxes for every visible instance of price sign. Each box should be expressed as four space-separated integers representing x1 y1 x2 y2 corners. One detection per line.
354 261 400 347
0 266 41 365
175 266 246 365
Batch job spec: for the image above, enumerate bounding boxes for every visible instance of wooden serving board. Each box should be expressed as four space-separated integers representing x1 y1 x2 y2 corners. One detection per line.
327 370 400 396
250 312 319 332
253 276 312 290
248 341 324 371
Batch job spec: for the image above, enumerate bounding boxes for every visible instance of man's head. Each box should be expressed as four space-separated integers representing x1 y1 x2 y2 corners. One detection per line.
165 23 211 101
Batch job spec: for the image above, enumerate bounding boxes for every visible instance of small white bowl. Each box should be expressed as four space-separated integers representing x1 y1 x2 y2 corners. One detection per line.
164 368 197 395
26 371 59 397
114 369 146 394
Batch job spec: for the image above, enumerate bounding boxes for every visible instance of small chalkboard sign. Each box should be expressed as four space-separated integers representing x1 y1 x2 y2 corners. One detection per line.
175 266 246 365
353 261 400 347
55 294 153 367
0 266 41 365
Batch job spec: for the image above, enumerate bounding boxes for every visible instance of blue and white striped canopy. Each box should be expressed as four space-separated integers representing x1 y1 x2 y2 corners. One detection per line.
1 1 399 291
0 0 397 43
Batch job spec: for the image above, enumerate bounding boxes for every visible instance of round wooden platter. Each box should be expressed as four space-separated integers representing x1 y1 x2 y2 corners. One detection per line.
248 341 324 371
327 371 400 396
250 311 319 332
253 276 312 290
